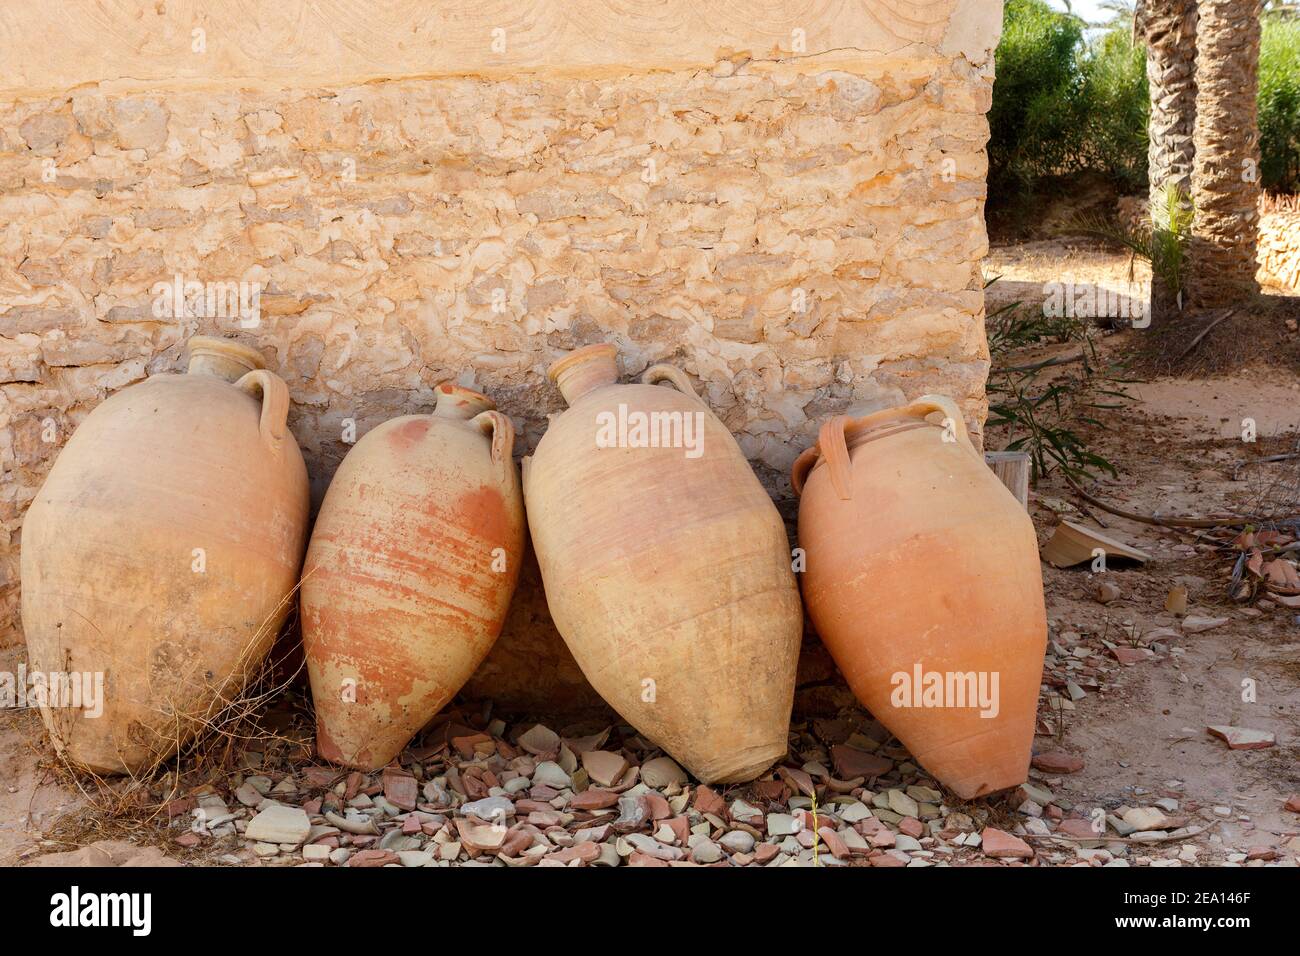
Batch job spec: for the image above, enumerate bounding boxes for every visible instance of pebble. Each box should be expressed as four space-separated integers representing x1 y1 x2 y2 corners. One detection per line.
720 830 756 854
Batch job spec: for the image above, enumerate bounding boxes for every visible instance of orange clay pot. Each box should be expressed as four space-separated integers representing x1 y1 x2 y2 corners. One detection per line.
20 337 309 775
301 384 524 770
523 344 802 784
792 396 1047 799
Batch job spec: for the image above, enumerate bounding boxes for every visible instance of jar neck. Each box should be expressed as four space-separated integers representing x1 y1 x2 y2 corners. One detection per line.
186 336 265 383
433 383 495 420
548 343 619 406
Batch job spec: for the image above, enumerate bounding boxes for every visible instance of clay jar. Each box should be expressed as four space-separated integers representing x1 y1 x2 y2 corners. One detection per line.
792 396 1047 798
523 344 802 783
21 337 310 775
301 384 525 770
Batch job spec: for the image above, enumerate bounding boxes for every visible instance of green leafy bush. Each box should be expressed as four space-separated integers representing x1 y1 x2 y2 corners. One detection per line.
1260 19 1300 192
1077 27 1149 192
988 0 1087 195
990 1 1300 197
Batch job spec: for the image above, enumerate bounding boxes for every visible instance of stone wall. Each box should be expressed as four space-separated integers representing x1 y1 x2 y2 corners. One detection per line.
1258 207 1300 293
0 2 1002 710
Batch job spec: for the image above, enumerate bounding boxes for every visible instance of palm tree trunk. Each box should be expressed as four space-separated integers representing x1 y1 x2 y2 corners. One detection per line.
1188 0 1263 308
1141 0 1198 222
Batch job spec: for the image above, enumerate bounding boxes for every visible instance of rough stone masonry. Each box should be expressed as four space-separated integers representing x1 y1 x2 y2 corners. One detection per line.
0 1 1004 708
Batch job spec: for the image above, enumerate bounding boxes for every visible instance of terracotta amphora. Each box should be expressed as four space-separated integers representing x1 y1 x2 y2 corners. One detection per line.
523 344 802 784
20 337 310 775
301 384 525 770
792 396 1047 798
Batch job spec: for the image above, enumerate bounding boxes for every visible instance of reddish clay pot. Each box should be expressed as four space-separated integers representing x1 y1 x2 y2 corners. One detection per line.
301 384 524 770
21 337 309 775
523 344 802 783
792 396 1047 798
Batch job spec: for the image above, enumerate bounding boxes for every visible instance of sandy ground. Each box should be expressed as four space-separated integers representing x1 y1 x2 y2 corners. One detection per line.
2 238 1298 866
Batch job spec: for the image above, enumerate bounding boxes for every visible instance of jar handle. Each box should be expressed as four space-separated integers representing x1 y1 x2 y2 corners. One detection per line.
234 369 291 451
790 395 974 499
898 394 973 452
641 364 701 401
470 410 517 488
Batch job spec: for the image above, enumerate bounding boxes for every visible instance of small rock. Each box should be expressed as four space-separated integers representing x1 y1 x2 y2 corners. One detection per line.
691 840 722 864
1096 582 1121 604
1182 615 1228 634
1284 795 1300 813
398 850 433 867
302 844 331 862
720 830 755 854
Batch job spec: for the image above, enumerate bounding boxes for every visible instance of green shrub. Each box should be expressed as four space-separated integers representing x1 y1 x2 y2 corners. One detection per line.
1260 18 1300 192
988 0 1087 195
990 1 1300 199
1077 27 1149 192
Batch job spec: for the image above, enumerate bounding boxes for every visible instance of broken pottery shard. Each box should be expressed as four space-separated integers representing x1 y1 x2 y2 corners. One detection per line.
245 805 311 845
1181 616 1229 634
1206 726 1276 750
639 756 688 789
1112 646 1153 665
455 819 507 852
1121 807 1172 831
569 788 620 811
830 744 892 780
460 795 515 821
581 750 630 787
1041 520 1149 568
382 768 418 811
1031 751 1084 774
980 827 1034 859
518 724 561 755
